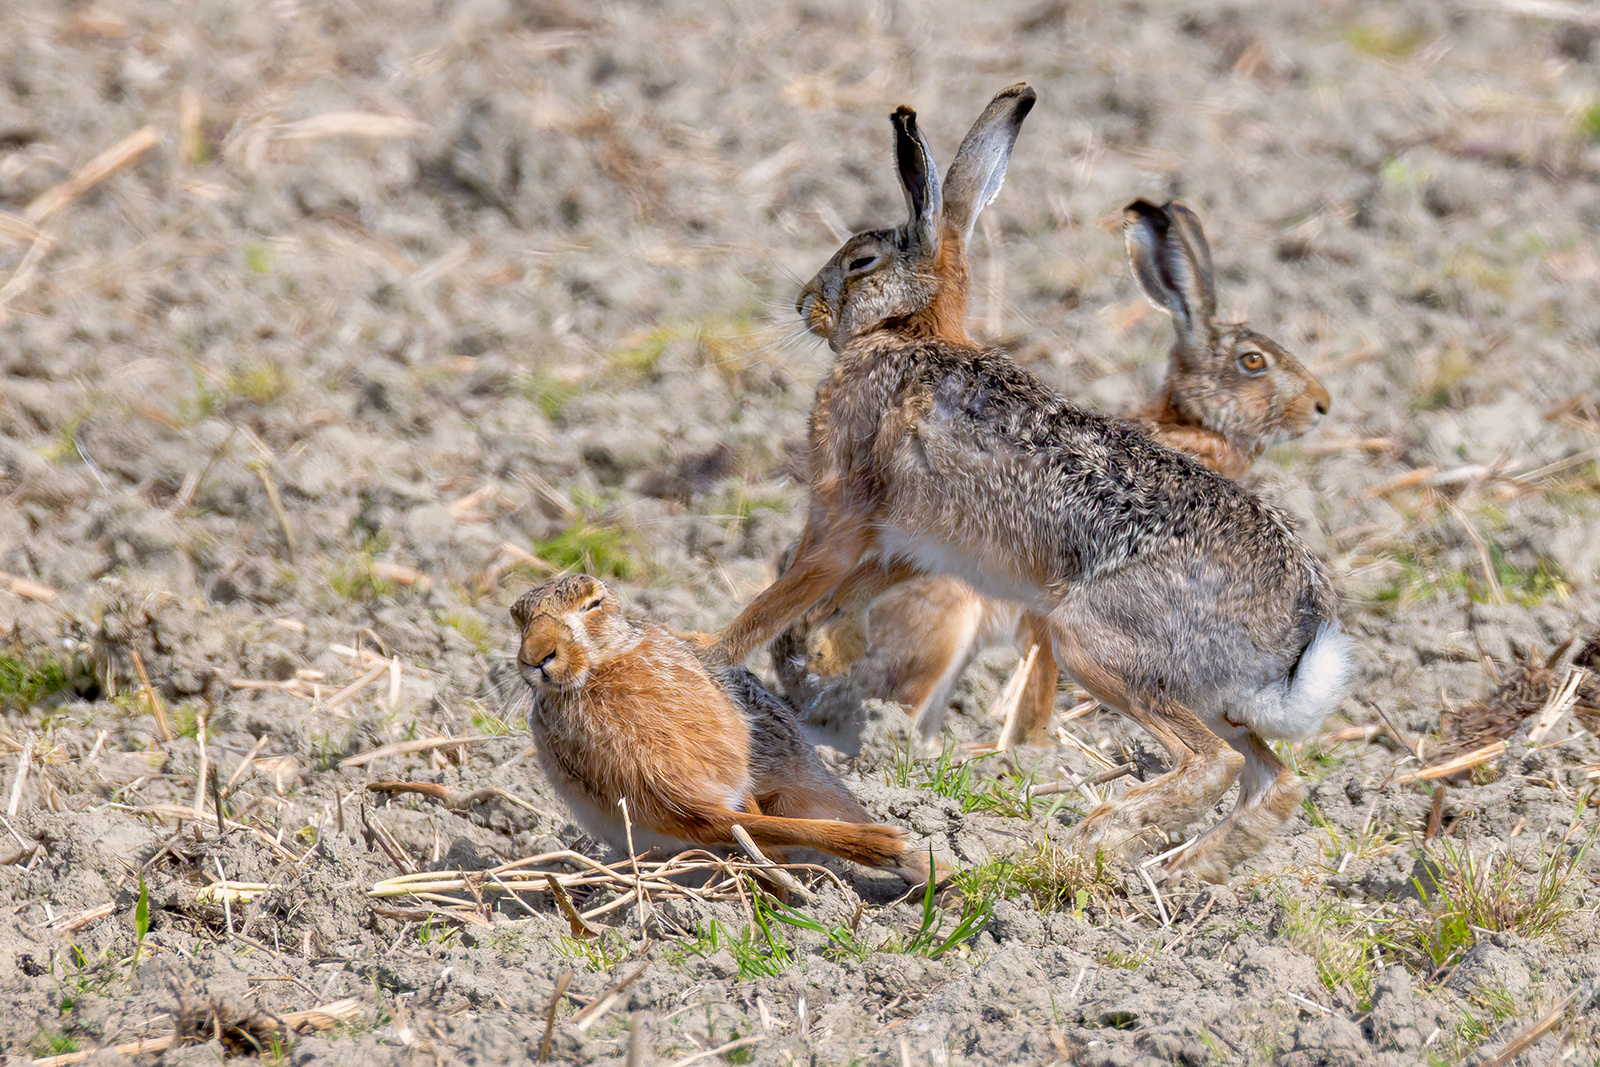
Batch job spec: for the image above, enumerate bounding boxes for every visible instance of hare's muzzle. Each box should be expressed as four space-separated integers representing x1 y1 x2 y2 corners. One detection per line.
796 287 832 339
1307 380 1330 418
1290 378 1332 429
518 622 577 689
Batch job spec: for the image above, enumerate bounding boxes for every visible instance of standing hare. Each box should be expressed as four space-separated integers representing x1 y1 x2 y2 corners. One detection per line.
512 574 925 884
710 84 1353 880
782 200 1333 748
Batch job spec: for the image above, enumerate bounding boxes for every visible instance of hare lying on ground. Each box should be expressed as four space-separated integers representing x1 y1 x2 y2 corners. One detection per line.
710 84 1352 880
511 574 925 884
780 199 1333 749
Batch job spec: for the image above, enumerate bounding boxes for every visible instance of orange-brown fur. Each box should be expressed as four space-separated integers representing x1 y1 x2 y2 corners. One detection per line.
512 575 916 875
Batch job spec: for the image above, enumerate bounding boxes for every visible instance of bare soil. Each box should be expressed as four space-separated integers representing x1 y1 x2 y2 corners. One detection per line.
2 0 1600 1064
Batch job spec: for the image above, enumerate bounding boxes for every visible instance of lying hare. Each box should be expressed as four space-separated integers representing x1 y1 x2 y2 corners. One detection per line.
781 199 1333 748
711 85 1352 880
511 574 924 883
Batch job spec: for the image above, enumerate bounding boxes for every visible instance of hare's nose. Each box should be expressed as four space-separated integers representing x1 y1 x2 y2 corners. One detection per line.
1307 381 1331 418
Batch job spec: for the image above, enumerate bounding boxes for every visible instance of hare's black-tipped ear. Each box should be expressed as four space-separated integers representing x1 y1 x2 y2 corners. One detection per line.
1125 199 1217 344
942 83 1036 243
892 106 942 265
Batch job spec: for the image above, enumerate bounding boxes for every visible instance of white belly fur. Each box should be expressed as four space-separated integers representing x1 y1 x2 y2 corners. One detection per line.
873 529 1044 608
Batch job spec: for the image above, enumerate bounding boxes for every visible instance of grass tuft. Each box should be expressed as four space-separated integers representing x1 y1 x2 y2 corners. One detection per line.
886 739 1039 818
1381 832 1589 971
532 521 639 580
0 652 74 711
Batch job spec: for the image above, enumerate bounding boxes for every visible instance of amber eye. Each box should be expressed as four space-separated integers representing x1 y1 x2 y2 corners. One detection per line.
1238 350 1268 374
847 255 879 273
583 597 604 612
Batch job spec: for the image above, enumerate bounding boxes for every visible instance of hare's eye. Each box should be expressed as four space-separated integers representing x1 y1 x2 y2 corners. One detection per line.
1237 350 1268 374
847 255 879 274
583 597 604 612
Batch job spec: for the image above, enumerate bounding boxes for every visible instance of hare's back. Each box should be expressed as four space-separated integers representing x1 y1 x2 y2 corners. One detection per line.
905 346 1320 585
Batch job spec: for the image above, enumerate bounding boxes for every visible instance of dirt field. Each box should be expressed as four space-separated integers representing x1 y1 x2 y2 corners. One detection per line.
3 0 1600 1063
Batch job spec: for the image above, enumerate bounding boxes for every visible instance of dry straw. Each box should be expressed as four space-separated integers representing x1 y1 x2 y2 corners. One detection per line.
368 847 847 927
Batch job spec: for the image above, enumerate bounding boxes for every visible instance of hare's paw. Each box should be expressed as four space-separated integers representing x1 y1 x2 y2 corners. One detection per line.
1073 801 1166 859
1160 837 1232 885
670 627 735 667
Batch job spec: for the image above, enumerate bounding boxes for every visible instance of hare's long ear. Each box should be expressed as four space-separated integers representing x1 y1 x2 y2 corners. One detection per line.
892 106 942 267
1125 199 1217 348
942 83 1036 243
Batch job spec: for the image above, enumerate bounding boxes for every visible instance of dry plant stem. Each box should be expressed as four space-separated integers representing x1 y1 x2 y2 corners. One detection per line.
31 1034 175 1066
625 1014 644 1067
1138 864 1171 925
1398 740 1507 783
1056 725 1120 771
664 1035 766 1067
24 126 161 224
619 797 651 927
7 739 31 818
325 660 390 709
0 570 58 601
340 735 488 767
193 709 209 818
539 969 574 1063
255 466 297 560
0 211 47 246
369 851 846 924
730 823 813 902
49 902 114 931
573 961 650 1033
29 997 362 1067
104 802 303 862
1480 975 1600 1067
1526 667 1588 745
542 872 603 938
223 735 270 794
365 780 542 815
994 643 1041 751
1446 500 1505 605
178 86 204 166
130 649 175 742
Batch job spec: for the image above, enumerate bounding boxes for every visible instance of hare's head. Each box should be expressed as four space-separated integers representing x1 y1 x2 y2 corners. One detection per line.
798 84 1036 351
510 574 627 692
1126 200 1331 455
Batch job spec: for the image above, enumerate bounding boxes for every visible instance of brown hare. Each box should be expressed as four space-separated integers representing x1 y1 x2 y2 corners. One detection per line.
780 199 1333 749
511 574 924 883
709 84 1353 881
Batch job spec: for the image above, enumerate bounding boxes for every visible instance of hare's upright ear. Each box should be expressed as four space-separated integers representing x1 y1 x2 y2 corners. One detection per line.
510 588 537 630
942 83 1037 243
892 106 942 267
1125 199 1217 351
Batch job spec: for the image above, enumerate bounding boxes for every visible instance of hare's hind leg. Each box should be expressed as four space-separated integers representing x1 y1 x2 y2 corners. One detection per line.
759 770 935 887
1048 615 1243 858
1164 733 1303 883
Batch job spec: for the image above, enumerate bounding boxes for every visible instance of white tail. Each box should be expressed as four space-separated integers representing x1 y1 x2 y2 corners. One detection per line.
1244 625 1354 741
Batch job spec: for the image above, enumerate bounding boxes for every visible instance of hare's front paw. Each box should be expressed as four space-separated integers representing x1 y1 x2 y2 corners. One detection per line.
667 626 718 649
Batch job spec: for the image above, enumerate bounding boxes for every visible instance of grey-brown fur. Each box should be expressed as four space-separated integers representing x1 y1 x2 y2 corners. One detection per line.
714 84 1353 879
